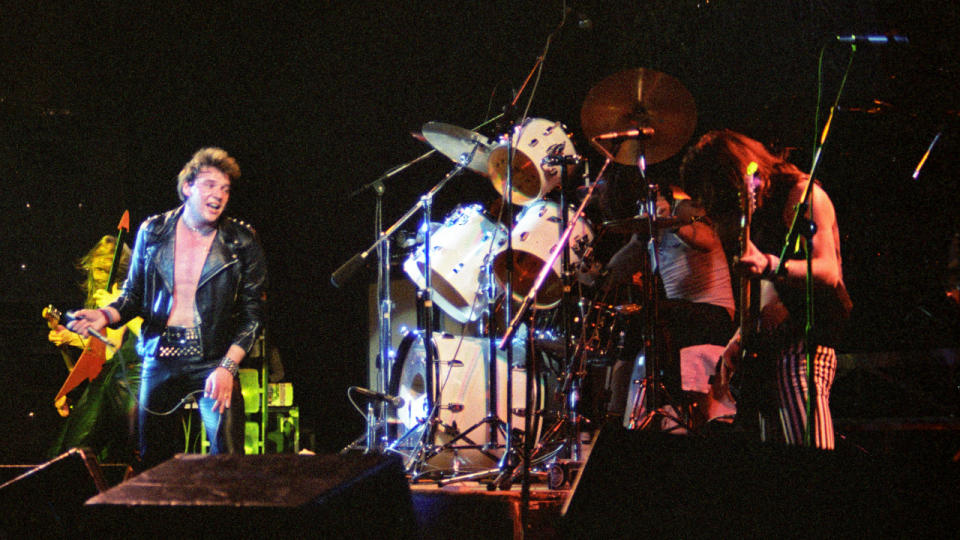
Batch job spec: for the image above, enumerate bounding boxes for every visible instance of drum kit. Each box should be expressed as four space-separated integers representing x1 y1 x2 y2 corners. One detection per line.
334 67 699 488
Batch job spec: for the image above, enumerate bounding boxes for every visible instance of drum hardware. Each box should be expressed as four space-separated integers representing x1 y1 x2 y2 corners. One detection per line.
435 118 526 488
332 126 495 458
578 67 700 432
421 122 494 176
487 155 598 490
388 332 542 478
387 113 531 481
616 188 697 433
601 214 691 236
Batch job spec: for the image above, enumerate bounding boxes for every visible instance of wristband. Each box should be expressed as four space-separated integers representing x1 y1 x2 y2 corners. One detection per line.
218 357 239 377
98 308 114 325
761 253 778 279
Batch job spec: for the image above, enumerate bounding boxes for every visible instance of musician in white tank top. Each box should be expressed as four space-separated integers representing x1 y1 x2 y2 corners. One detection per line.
604 187 737 427
652 227 735 316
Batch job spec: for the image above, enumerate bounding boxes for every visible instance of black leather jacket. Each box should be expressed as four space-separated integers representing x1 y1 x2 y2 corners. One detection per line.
109 206 267 362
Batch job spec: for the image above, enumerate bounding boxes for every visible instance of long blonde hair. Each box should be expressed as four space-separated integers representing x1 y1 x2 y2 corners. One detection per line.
78 235 130 308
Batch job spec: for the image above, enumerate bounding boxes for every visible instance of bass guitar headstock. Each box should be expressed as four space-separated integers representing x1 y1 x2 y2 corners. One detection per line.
42 305 63 330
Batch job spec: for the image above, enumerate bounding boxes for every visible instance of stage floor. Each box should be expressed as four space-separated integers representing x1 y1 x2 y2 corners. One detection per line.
3 423 960 539
408 481 568 539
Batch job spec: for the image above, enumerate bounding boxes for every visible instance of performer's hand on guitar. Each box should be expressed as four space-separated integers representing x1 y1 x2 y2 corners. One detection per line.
735 239 779 279
48 326 84 348
719 328 741 380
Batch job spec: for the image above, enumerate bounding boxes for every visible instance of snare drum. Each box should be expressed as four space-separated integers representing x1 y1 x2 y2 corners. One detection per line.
493 200 595 308
388 332 543 472
487 118 577 206
403 205 507 323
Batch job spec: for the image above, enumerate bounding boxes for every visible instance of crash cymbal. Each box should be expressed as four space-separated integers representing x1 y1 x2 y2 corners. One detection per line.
580 68 697 165
421 121 492 175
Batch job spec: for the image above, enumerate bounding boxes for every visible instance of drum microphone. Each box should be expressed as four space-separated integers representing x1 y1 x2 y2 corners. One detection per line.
835 34 909 45
541 154 582 167
593 127 655 141
350 386 405 408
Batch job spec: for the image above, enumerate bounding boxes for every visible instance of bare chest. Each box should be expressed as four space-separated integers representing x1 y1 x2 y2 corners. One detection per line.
174 229 216 286
167 224 216 326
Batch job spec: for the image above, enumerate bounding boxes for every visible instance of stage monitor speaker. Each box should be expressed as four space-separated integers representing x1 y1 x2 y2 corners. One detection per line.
0 447 107 537
562 426 960 538
84 453 416 538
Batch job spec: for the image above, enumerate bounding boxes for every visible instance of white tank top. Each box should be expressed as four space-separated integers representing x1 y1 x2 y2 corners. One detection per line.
650 230 735 313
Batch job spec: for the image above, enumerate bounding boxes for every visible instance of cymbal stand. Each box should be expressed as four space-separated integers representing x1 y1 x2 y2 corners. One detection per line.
622 153 690 432
406 150 502 480
336 150 437 455
436 116 520 488
336 115 508 456
332 158 474 462
494 159 597 494
519 154 593 474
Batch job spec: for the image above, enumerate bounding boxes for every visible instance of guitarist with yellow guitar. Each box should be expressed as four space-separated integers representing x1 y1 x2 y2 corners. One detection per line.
45 232 143 463
680 130 851 450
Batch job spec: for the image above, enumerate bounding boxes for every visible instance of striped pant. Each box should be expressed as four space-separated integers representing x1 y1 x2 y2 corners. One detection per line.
776 342 837 449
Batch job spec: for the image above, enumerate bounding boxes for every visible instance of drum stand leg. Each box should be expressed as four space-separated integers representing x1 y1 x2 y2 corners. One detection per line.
626 374 692 433
435 417 520 487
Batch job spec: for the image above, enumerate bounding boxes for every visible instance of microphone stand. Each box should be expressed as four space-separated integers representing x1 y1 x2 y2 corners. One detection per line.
498 155 595 488
332 153 478 458
770 41 855 447
435 110 521 489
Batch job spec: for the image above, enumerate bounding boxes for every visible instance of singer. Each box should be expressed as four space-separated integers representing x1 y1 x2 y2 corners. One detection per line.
67 147 268 470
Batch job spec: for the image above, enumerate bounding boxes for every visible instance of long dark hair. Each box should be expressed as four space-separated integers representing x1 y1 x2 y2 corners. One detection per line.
680 129 805 217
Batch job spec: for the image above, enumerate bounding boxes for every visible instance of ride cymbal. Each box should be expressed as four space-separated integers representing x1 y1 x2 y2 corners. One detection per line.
421 121 492 175
580 68 697 165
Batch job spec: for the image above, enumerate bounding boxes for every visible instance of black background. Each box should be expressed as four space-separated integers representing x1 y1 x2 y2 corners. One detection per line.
2 1 958 460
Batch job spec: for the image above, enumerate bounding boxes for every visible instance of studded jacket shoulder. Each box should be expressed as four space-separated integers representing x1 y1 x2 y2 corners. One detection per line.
108 205 267 362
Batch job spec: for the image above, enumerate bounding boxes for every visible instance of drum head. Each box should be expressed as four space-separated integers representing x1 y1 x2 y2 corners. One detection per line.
487 118 577 206
386 332 545 475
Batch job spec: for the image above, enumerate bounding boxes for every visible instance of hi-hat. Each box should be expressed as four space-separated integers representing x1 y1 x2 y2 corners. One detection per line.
580 68 697 165
421 122 492 175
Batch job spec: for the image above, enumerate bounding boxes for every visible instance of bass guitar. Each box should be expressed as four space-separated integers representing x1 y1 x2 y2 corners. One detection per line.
727 162 761 400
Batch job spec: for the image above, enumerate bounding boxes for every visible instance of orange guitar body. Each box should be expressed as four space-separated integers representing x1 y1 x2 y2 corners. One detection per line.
53 337 107 417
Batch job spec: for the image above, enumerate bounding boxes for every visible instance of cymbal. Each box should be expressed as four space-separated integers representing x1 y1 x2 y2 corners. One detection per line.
580 68 697 165
421 121 492 175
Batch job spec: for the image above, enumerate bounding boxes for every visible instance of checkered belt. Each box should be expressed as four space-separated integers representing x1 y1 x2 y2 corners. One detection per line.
158 326 202 358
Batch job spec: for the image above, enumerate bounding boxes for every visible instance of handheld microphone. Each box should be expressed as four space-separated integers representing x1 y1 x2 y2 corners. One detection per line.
593 127 655 141
836 34 909 45
350 386 405 408
64 310 116 347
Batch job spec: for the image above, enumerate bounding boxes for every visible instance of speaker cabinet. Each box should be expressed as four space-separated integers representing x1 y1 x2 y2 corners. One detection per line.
84 453 416 538
0 448 107 537
563 427 960 538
